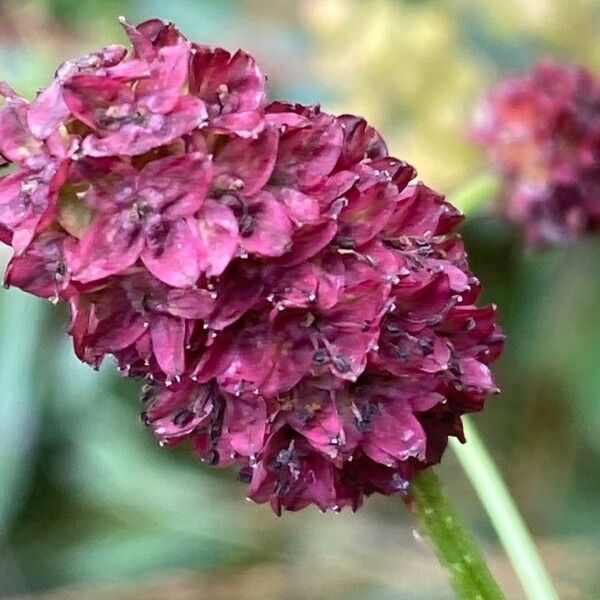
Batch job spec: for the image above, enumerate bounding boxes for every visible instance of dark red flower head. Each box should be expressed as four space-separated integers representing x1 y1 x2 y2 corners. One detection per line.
1 18 504 513
472 60 600 246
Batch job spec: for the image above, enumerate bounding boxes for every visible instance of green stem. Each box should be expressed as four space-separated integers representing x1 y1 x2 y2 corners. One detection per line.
410 469 506 600
451 416 559 600
450 173 501 215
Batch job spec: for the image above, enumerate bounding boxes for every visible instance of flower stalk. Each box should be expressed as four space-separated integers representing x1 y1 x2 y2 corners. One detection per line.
410 468 506 600
451 416 559 600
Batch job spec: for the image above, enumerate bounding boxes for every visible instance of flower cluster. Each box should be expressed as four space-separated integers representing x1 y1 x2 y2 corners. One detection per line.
0 18 503 513
472 60 600 246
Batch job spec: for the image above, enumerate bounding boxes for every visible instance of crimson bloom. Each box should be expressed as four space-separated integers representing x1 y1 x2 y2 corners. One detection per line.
472 60 600 246
0 18 503 513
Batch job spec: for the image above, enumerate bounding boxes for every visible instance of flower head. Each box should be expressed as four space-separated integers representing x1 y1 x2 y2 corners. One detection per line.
0 18 503 513
472 60 600 246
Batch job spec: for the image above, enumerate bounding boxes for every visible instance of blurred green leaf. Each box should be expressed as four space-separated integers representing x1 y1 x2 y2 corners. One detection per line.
449 173 501 215
0 289 50 527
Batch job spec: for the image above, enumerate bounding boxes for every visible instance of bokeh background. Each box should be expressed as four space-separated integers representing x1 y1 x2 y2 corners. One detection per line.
1 1 599 598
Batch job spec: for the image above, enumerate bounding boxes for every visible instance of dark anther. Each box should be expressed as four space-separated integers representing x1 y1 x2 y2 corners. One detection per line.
333 355 352 373
354 417 371 434
416 244 433 256
465 317 476 331
448 360 462 377
274 477 292 496
270 447 297 472
239 214 254 237
207 449 220 465
139 411 150 426
361 320 371 332
140 383 156 404
394 343 410 361
298 407 314 425
131 200 151 222
362 401 378 422
237 468 252 483
172 409 192 426
385 322 402 335
312 348 329 365
335 235 356 250
275 448 293 466
128 367 148 379
418 337 434 356
354 401 377 433
426 315 442 327
54 261 67 281
392 473 409 492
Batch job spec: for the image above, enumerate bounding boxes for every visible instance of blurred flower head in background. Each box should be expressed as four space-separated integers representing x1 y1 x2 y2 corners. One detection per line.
0 16 503 515
472 60 600 246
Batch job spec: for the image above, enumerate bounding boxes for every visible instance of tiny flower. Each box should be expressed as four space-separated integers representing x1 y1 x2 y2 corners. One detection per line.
67 152 211 287
0 18 504 513
472 60 600 246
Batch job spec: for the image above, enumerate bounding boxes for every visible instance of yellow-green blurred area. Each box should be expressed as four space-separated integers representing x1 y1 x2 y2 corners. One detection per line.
1 1 599 598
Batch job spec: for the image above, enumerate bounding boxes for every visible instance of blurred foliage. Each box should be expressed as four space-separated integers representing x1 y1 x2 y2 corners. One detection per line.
1 0 600 598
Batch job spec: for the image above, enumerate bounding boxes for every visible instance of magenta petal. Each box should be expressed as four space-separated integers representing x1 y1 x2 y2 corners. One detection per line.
29 44 130 139
335 115 388 169
119 17 159 61
240 192 293 257
249 437 337 513
361 404 427 466
69 211 144 283
208 268 263 330
263 262 318 309
273 114 343 189
75 288 148 356
459 358 495 391
139 42 191 113
222 394 266 456
63 75 135 130
141 152 211 217
11 225 38 257
258 316 314 396
384 183 461 238
214 323 272 392
289 392 342 459
103 59 151 81
27 81 70 140
264 111 310 130
209 111 265 138
0 103 44 165
4 231 71 300
141 218 201 288
147 381 213 445
307 169 358 204
196 199 239 276
165 288 214 319
0 170 61 256
150 314 186 378
0 171 28 229
57 44 128 76
134 19 188 49
338 184 397 245
274 188 320 226
213 127 278 196
190 47 266 115
81 96 208 157
275 220 338 267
